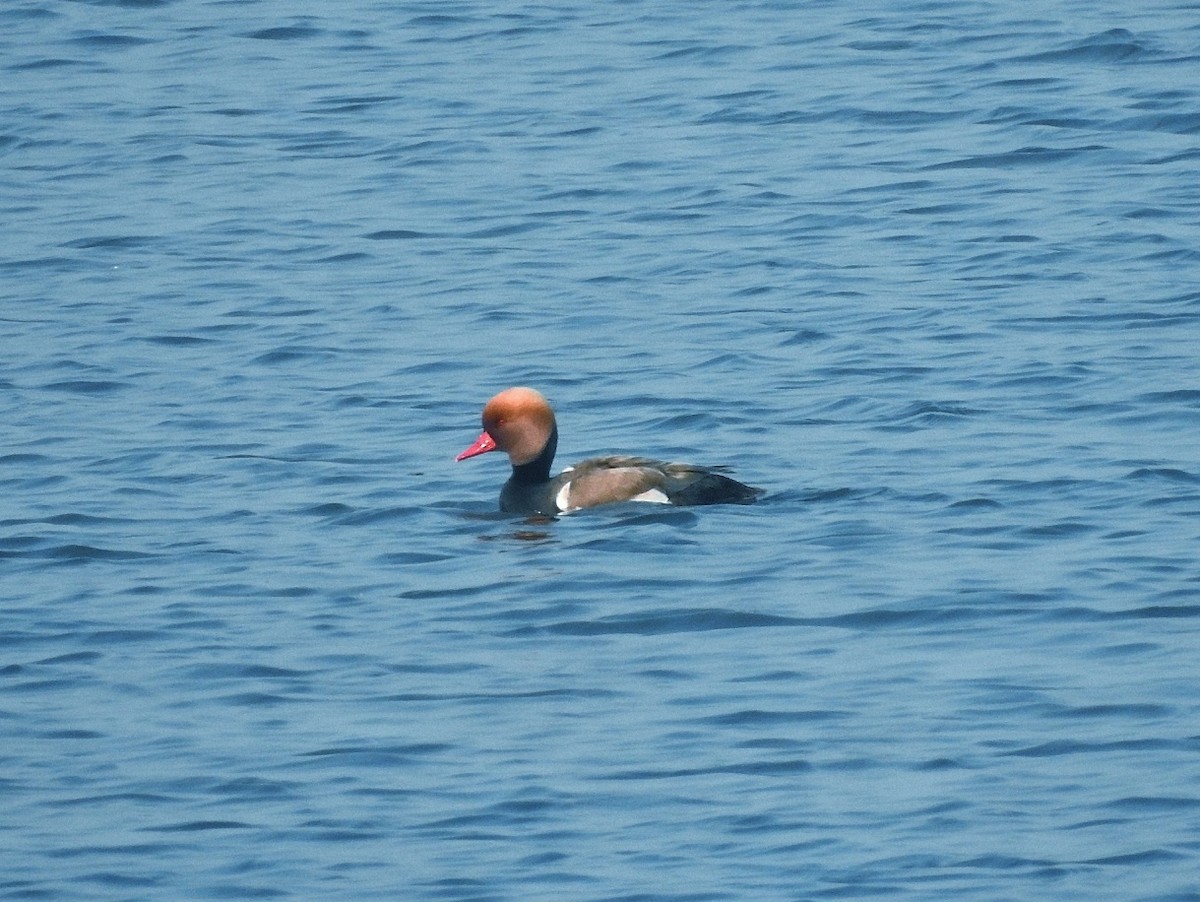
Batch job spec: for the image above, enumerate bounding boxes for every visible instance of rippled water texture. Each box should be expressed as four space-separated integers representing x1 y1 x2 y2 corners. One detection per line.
3 1 1200 899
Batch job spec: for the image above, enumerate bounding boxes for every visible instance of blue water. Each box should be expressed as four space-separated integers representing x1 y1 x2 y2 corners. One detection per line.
4 0 1200 898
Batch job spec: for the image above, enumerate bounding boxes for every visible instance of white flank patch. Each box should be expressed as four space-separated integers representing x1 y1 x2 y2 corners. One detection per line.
555 483 573 512
630 488 670 504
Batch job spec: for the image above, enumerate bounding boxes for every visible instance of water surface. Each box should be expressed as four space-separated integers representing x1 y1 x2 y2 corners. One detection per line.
3 1 1199 899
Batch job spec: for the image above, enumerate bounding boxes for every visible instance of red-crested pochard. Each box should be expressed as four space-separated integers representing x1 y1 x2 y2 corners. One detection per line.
456 387 763 516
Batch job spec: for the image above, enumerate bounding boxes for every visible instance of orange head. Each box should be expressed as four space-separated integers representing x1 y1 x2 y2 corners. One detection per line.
456 387 557 466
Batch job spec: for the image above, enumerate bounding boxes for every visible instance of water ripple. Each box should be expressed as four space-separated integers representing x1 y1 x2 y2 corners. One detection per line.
4 1 1198 899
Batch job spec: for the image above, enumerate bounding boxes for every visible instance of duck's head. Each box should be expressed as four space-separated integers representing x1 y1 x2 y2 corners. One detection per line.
456 387 557 466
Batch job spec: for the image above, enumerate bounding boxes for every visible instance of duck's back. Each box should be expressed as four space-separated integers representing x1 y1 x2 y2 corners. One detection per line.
555 456 763 511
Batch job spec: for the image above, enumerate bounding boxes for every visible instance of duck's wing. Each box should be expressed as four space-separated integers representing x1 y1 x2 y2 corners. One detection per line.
562 456 763 509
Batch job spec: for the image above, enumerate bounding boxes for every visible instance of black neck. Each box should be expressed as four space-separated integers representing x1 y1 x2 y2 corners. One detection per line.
510 424 557 483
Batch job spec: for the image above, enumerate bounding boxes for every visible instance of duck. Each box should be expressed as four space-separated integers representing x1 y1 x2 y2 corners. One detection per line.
456 387 763 516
